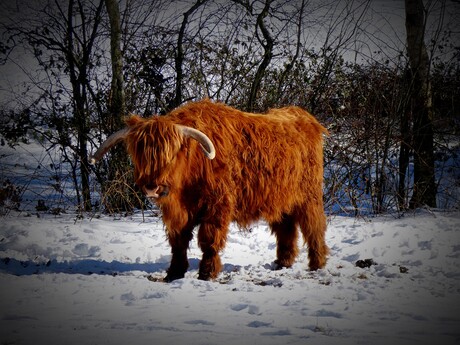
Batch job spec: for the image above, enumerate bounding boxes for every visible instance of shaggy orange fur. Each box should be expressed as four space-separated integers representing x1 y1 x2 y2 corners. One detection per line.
124 99 329 281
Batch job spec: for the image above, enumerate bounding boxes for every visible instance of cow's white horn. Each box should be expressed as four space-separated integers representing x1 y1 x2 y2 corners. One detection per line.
176 125 216 160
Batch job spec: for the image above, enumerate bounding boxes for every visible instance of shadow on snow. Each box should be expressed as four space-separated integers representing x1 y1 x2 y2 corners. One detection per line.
0 257 283 284
0 257 202 277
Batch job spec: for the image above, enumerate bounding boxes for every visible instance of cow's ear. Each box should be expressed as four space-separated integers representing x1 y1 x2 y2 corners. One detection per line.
125 114 143 126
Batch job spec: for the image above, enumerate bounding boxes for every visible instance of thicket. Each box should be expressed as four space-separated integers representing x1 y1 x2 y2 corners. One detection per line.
0 0 458 216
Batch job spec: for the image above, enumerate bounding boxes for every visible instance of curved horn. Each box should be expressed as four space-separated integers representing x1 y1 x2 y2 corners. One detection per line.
176 125 216 160
89 128 130 164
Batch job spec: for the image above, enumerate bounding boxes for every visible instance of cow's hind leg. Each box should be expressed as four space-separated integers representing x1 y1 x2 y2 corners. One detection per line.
197 220 230 280
270 214 298 269
296 202 329 270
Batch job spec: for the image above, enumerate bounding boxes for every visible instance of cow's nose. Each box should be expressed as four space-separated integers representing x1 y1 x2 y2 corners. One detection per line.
143 184 169 199
144 185 160 199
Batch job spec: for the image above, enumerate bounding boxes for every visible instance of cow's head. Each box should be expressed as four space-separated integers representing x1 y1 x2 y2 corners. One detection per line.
89 115 215 200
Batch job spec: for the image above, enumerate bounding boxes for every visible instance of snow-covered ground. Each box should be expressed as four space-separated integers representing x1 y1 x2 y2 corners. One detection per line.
1 209 459 345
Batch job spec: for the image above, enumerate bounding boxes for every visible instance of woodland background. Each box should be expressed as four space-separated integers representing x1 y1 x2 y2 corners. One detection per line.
0 0 459 216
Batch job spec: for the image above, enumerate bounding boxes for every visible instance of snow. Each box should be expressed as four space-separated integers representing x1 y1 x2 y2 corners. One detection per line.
1 210 459 345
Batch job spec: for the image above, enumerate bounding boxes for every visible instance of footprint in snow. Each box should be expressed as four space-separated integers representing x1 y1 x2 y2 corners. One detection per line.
72 243 100 257
230 304 261 315
247 321 272 328
230 303 248 312
184 320 215 326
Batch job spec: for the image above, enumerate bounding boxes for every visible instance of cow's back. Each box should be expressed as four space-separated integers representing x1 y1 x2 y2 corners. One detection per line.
168 100 327 226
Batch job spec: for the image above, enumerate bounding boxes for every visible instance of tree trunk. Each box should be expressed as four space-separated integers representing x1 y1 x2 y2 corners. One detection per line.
172 0 207 110
398 103 411 210
66 0 105 212
105 0 125 121
274 0 304 106
247 0 273 112
103 0 137 213
405 0 437 208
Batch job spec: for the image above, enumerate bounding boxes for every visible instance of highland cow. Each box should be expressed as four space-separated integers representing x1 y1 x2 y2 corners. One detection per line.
90 99 329 281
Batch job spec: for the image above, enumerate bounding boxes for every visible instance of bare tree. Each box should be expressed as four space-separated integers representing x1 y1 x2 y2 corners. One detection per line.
405 0 437 208
233 0 274 111
1 0 109 212
105 0 125 119
66 0 106 211
171 0 208 109
272 0 305 105
101 0 136 212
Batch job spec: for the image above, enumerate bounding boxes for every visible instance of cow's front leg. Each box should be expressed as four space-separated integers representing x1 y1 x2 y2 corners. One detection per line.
164 226 194 282
197 221 229 280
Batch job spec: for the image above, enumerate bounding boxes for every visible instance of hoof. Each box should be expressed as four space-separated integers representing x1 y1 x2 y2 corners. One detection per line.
164 272 185 282
197 272 211 281
272 259 292 271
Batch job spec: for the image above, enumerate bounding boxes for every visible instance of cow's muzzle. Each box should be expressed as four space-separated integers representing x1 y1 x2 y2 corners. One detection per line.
144 185 169 199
